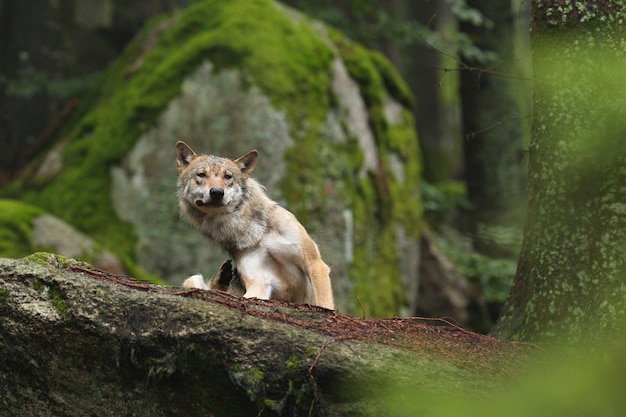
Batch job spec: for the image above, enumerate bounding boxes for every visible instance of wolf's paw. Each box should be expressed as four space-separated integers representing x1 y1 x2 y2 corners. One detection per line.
182 274 208 290
211 260 234 291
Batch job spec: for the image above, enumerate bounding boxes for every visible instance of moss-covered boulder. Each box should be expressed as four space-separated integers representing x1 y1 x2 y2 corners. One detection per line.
2 0 422 316
0 199 137 277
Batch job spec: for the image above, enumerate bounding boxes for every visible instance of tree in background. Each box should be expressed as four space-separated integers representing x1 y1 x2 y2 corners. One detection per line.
460 0 528 257
491 0 626 344
387 0 464 183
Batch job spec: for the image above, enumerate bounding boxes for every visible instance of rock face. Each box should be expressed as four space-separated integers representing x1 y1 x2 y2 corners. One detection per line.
3 0 422 316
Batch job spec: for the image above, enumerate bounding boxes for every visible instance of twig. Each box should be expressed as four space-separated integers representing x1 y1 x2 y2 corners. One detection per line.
465 114 530 140
307 336 354 417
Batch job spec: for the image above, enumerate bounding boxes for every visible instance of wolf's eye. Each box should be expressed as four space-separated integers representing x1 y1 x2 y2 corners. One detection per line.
197 172 206 178
224 173 233 180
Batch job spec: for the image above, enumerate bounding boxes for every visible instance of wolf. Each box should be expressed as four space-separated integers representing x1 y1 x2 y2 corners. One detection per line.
175 141 334 309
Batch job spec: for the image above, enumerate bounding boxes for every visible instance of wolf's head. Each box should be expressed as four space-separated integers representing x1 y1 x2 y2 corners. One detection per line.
175 141 258 214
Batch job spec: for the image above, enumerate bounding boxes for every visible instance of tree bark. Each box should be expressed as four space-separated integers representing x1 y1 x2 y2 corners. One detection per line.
0 254 529 416
491 0 626 344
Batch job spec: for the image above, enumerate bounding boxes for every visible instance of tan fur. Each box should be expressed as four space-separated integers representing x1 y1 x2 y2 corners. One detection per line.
175 141 334 309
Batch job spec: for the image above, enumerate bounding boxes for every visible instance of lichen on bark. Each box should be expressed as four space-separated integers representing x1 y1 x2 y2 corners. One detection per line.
491 1 626 343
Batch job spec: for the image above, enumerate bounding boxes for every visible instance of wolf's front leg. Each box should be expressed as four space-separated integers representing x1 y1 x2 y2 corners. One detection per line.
239 271 273 300
236 253 275 300
241 277 273 300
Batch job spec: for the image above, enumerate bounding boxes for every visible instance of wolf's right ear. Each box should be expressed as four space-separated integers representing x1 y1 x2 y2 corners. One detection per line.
234 150 259 176
175 141 198 173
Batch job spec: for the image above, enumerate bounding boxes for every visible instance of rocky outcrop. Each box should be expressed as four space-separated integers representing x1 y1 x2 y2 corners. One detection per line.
0 254 525 416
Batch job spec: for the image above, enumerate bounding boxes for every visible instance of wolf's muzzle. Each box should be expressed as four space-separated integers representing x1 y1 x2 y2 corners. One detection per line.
195 187 225 207
209 187 224 201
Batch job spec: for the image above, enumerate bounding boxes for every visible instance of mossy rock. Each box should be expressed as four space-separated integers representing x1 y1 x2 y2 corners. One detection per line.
0 200 123 277
0 199 157 281
1 0 422 315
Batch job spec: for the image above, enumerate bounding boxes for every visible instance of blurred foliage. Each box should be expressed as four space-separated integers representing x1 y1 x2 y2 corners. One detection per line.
475 223 523 254
421 180 471 222
283 0 496 63
379 338 626 416
436 228 516 303
0 67 101 99
422 180 519 304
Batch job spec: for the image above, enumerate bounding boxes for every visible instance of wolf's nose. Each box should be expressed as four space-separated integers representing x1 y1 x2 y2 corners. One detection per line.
209 187 224 200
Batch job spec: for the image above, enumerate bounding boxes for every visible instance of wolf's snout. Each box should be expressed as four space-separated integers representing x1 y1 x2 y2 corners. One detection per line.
210 187 224 201
194 187 224 207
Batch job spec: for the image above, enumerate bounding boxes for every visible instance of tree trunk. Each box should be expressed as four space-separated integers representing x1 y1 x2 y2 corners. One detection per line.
407 0 464 183
460 0 527 256
0 254 529 416
491 0 626 344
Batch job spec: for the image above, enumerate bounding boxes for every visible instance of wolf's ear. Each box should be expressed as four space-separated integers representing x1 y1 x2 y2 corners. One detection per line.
175 141 198 172
235 150 259 176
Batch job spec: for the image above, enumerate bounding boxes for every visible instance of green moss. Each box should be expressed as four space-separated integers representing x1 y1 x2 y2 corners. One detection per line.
26 252 73 267
351 220 403 316
283 354 313 409
0 288 10 302
50 288 71 317
25 252 104 277
369 51 415 109
305 345 319 358
386 110 423 230
33 278 72 318
0 199 45 258
146 357 172 381
227 362 266 401
284 355 302 375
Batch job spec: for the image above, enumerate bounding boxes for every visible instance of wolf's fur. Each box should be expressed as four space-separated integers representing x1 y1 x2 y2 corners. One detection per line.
175 141 334 309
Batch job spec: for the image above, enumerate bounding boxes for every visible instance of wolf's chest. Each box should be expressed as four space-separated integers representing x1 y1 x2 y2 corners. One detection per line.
204 214 267 253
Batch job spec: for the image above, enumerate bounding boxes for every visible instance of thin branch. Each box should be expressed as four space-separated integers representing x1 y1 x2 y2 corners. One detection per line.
465 115 530 140
420 14 531 82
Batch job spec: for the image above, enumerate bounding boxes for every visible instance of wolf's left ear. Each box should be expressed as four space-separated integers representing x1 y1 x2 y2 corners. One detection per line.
235 150 259 176
175 141 198 172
